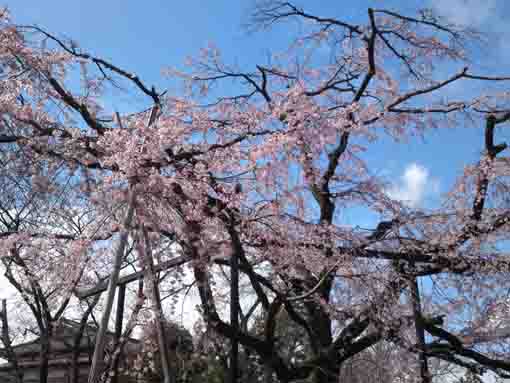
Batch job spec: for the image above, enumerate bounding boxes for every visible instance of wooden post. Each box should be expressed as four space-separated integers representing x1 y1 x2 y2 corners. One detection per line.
230 240 239 383
142 227 173 383
112 284 126 383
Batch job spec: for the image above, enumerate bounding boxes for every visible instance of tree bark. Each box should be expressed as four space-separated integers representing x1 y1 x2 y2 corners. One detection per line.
0 300 23 383
409 275 431 383
39 331 50 383
71 295 101 383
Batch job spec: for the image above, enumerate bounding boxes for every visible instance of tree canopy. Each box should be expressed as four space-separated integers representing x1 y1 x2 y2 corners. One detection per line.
1 2 510 382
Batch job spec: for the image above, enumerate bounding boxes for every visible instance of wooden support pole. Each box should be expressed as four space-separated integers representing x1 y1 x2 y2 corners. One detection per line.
76 255 189 299
111 284 126 383
142 227 174 383
230 236 239 383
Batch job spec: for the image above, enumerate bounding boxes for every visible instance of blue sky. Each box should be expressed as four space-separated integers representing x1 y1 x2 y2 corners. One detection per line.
4 0 510 218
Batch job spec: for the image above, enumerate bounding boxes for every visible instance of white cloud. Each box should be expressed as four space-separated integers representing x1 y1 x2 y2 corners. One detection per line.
387 163 439 207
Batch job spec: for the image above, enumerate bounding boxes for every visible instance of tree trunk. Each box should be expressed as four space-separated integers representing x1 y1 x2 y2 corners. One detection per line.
39 333 50 383
0 300 23 383
408 275 430 383
71 295 101 383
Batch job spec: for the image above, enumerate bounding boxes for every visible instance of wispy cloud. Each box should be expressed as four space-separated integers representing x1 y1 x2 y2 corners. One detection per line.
429 0 498 27
429 0 510 64
387 163 440 207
